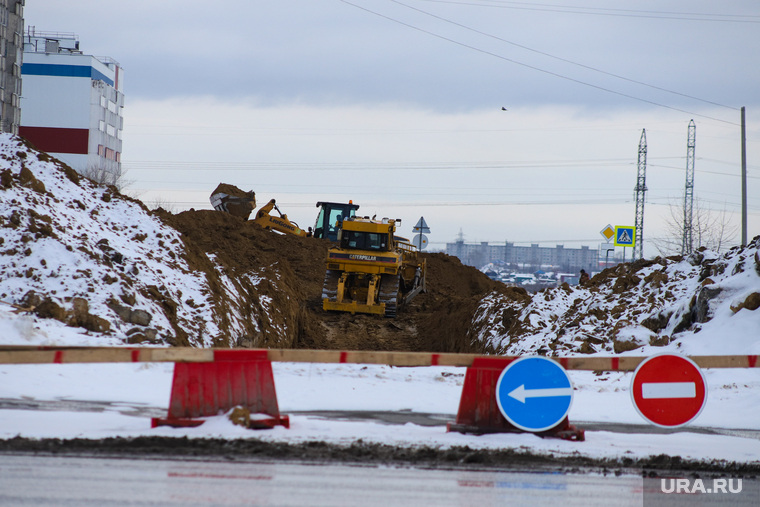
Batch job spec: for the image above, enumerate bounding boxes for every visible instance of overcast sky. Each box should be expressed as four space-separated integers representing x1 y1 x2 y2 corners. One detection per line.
23 1 760 259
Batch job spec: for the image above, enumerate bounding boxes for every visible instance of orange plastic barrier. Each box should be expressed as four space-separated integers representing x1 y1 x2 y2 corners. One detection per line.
151 350 289 429
446 357 584 441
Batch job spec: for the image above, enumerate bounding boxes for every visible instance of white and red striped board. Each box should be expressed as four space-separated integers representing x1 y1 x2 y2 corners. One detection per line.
0 346 757 370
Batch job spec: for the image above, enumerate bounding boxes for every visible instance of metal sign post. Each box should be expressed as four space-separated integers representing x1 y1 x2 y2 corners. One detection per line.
599 224 615 268
412 217 430 250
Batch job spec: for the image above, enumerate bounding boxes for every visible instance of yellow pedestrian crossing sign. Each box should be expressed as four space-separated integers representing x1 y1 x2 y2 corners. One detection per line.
614 226 636 247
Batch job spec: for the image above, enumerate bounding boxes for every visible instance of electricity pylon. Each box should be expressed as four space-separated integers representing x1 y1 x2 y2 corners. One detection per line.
633 129 647 261
682 120 696 255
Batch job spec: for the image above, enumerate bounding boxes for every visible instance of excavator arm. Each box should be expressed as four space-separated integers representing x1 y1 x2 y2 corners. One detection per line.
210 184 308 237
252 199 308 237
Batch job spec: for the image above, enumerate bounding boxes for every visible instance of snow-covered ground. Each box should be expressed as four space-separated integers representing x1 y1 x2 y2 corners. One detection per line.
1 337 759 466
1 133 759 467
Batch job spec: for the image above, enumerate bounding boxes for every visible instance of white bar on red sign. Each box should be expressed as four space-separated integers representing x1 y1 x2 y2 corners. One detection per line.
642 382 697 399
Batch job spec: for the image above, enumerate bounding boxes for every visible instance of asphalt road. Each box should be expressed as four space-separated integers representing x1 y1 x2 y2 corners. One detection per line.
0 453 661 507
2 398 759 440
2 454 758 506
2 398 759 504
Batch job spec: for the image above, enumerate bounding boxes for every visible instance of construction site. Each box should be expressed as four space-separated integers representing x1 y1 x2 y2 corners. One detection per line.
2 130 760 476
1 133 758 359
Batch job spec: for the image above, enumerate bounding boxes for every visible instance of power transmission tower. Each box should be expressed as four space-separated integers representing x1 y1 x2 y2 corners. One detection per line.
682 119 696 255
633 129 647 261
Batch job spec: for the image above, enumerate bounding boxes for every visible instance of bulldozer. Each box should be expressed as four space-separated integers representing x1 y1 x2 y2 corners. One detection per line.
210 183 308 237
321 216 426 317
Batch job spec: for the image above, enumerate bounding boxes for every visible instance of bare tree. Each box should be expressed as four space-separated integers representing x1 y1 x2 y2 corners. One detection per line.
149 195 177 213
652 196 738 256
82 164 134 193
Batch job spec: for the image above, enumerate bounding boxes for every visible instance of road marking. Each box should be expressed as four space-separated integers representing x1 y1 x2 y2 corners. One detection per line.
507 384 573 404
642 382 696 399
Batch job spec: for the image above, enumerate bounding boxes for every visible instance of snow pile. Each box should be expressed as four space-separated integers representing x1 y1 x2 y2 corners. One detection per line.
1 135 759 466
471 243 760 356
1 130 757 357
0 134 245 347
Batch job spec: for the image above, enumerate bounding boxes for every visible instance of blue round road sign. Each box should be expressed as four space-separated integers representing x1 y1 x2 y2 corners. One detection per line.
496 356 574 432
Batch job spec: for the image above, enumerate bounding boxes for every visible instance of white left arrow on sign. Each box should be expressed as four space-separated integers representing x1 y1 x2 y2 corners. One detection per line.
508 384 573 404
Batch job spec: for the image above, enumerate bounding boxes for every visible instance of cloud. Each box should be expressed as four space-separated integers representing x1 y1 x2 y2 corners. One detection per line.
24 1 760 111
23 1 760 257
121 97 758 255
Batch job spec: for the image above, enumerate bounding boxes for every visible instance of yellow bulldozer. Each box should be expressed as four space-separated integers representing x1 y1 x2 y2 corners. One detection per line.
322 216 426 317
210 183 308 237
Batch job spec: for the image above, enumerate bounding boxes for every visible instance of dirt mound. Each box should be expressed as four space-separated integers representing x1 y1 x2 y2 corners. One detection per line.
19 133 754 356
0 133 508 352
157 209 505 353
469 239 760 355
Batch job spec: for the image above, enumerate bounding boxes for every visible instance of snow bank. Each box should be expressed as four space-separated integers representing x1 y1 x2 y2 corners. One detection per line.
471 243 760 357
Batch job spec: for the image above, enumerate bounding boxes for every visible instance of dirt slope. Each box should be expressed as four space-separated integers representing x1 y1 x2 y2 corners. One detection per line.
0 133 514 352
157 208 510 353
3 135 756 355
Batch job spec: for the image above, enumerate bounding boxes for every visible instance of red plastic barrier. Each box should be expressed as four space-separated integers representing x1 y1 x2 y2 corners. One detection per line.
152 350 289 429
447 357 584 441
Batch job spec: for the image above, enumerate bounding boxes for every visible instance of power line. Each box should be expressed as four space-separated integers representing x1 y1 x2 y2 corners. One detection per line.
419 0 760 23
650 163 760 180
340 0 740 125
390 0 737 110
135 197 634 207
122 156 658 171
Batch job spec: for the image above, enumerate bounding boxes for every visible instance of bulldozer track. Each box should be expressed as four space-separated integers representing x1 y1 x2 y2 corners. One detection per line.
322 269 340 301
379 274 400 318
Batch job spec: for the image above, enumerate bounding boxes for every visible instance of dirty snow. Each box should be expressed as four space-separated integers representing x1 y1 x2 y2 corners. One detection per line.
1 133 759 467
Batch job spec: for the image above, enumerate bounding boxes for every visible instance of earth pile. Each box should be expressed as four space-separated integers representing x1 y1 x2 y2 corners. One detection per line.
3 133 756 354
0 134 511 352
470 243 760 355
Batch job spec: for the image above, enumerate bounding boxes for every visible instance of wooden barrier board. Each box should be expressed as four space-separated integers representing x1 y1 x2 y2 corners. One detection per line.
0 346 757 370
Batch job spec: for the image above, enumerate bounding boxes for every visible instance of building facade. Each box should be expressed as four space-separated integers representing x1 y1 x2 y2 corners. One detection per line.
446 239 598 273
20 30 124 179
0 1 24 134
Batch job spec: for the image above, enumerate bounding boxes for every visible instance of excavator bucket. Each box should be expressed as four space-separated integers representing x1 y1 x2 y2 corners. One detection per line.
210 184 307 237
210 183 256 220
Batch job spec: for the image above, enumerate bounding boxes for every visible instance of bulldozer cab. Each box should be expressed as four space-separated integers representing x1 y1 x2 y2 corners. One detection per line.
340 229 389 252
314 201 360 241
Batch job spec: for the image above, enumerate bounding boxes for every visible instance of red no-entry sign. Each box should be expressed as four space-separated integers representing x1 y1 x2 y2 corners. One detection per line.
631 353 707 428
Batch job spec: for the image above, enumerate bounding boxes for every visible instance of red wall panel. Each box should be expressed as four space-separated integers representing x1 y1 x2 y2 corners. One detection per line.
19 126 89 155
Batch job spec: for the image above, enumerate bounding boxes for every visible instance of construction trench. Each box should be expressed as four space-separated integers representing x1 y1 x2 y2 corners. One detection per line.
156 206 512 354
